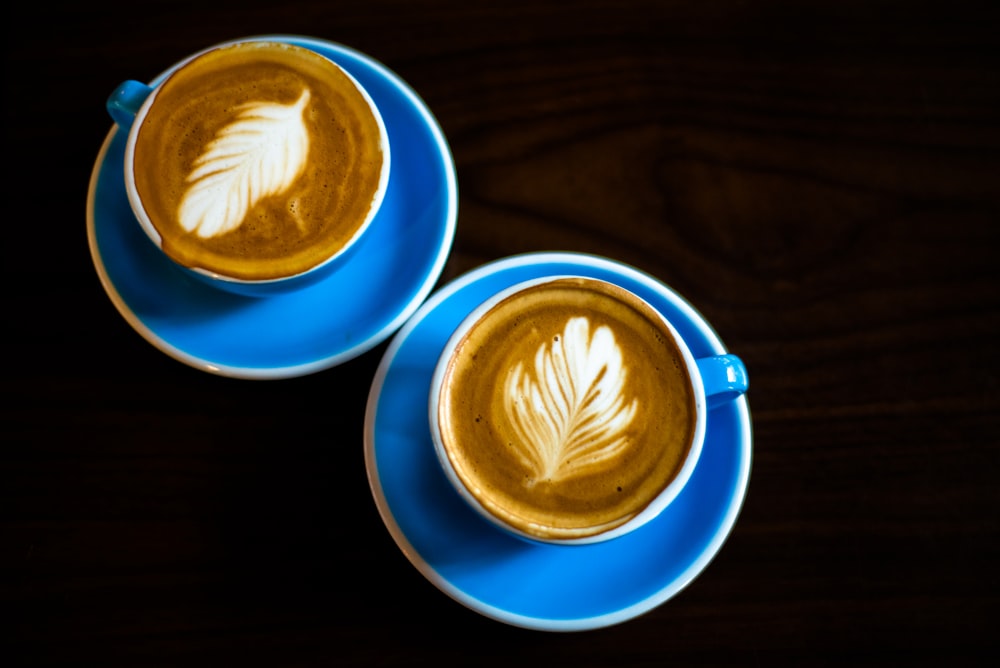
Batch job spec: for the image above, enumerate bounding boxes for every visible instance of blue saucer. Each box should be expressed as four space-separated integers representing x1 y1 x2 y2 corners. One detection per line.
365 252 753 631
87 36 457 379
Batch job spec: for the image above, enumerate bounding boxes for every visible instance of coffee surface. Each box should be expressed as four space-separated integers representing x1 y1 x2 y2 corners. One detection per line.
132 41 385 280
437 278 696 540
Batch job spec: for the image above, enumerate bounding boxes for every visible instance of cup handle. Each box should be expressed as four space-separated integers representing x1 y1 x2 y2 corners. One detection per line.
106 80 154 129
696 354 749 409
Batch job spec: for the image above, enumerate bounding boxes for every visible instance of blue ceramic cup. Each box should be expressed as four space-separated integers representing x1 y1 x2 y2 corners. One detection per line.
428 275 749 545
106 38 391 297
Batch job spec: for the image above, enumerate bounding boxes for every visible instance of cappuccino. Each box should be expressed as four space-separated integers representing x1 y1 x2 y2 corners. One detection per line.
433 277 698 542
127 41 387 281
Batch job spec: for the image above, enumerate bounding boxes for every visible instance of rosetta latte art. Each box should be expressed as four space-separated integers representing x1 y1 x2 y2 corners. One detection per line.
503 317 638 484
178 89 311 238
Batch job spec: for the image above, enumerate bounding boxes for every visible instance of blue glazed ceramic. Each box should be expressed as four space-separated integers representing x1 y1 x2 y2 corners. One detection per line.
365 252 753 631
88 35 457 378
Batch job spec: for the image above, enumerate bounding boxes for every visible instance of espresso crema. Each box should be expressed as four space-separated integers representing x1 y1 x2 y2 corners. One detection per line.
436 277 697 540
131 41 386 281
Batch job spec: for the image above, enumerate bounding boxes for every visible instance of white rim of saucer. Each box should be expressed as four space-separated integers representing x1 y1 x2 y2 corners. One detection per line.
364 251 754 632
87 36 458 380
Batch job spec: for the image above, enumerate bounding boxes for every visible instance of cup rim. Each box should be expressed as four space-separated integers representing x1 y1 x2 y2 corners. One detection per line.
122 38 391 288
428 274 708 546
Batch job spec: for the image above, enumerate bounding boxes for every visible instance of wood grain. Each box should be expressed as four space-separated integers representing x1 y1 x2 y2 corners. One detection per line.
4 1 998 665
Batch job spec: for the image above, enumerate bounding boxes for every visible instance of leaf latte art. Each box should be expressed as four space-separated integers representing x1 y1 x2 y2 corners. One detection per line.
504 317 638 484
178 90 311 238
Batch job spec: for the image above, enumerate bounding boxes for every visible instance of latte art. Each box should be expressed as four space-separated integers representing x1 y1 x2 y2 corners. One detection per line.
434 277 698 541
129 41 387 282
504 317 638 484
179 90 311 239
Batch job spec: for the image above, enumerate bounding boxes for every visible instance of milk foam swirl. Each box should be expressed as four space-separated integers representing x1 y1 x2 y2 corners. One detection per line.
503 316 638 484
178 89 311 238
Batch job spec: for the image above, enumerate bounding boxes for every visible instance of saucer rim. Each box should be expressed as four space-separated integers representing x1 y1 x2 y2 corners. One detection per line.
364 251 753 631
86 36 458 380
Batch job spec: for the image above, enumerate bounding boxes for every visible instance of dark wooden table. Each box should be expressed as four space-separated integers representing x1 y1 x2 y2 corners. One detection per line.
5 1 998 665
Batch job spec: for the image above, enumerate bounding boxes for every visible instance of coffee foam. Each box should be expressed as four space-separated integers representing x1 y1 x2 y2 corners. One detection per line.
178 89 312 239
437 278 697 540
503 316 638 484
132 41 385 281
